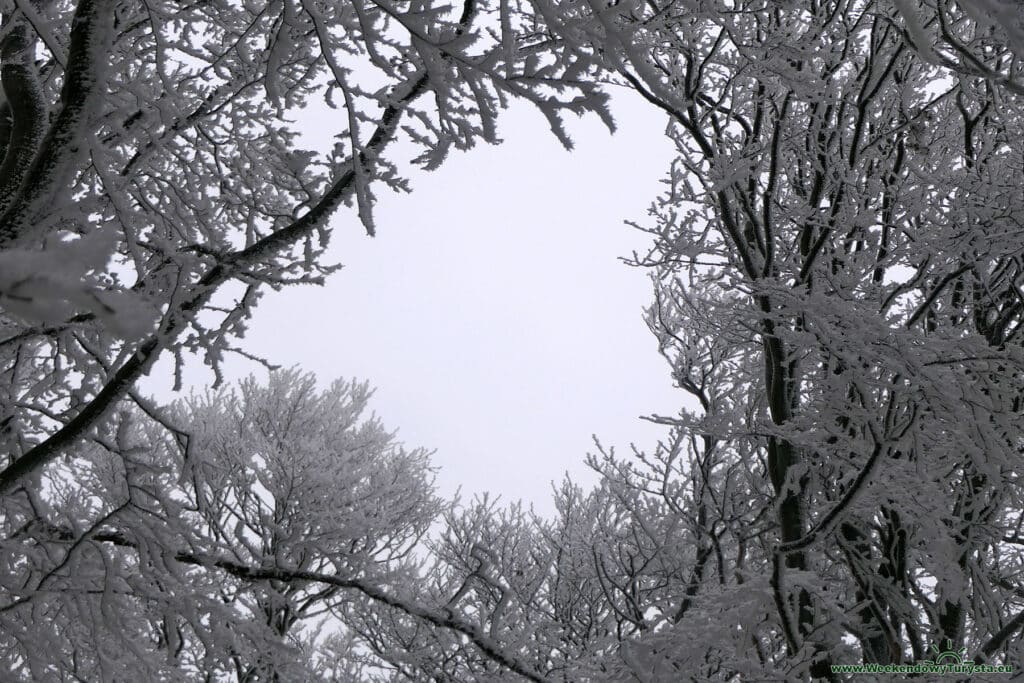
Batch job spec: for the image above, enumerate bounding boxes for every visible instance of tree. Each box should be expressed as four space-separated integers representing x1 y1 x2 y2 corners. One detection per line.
462 0 1023 678
0 368 569 680
0 0 612 678
163 371 446 679
0 0 610 495
6 0 1024 680
0 371 434 678
336 0 1024 679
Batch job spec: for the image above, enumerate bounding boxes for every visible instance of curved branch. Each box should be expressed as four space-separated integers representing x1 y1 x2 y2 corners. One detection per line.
190 555 551 683
0 73 428 494
779 441 885 556
19 519 550 682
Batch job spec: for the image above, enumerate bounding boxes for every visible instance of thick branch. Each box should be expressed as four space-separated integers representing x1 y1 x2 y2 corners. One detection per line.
0 74 428 494
0 13 47 213
975 607 1024 662
189 555 550 682
778 442 885 555
0 0 115 248
22 522 550 682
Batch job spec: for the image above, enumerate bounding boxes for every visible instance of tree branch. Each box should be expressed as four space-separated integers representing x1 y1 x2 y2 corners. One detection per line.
0 72 429 494
0 0 115 248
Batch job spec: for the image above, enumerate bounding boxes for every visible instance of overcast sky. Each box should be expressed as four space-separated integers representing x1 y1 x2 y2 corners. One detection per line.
145 91 682 514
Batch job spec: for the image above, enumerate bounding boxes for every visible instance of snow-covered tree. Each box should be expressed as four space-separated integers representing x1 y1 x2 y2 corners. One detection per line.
5 0 1024 680
0 0 611 675
897 0 1024 93
161 370 446 679
0 0 610 494
333 1 1023 680
0 370 556 679
481 0 1024 678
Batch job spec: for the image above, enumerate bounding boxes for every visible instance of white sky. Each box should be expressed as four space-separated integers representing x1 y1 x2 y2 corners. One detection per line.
145 90 682 514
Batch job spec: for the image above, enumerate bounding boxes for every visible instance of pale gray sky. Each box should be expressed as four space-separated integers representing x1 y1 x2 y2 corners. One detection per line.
145 91 682 513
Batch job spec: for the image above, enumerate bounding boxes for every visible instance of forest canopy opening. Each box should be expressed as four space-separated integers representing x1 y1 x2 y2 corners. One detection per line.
0 0 1023 680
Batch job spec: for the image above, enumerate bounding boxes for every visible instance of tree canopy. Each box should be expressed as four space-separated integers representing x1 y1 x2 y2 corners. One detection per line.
1 0 1023 680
